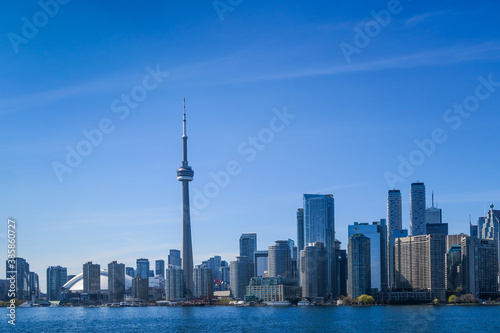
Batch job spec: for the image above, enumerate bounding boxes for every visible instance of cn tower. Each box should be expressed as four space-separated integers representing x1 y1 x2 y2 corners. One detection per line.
177 98 194 296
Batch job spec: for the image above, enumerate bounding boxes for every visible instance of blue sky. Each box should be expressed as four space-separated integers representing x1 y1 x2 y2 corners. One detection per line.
1 0 500 292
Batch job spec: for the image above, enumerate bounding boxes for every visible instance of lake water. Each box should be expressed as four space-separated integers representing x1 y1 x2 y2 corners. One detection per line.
2 305 499 332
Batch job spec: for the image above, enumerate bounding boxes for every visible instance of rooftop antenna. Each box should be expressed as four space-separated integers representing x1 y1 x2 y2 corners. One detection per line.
432 191 434 208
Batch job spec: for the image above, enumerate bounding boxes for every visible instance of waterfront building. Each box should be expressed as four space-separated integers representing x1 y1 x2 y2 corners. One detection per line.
28 272 39 301
168 249 182 268
46 266 67 301
301 194 336 297
6 257 30 300
300 242 327 299
193 264 213 298
83 262 100 295
348 234 371 298
395 234 446 300
155 260 165 278
136 258 150 279
387 189 402 290
268 240 293 279
446 245 462 293
132 276 148 302
108 261 125 302
240 233 257 264
165 265 186 300
410 182 426 236
229 256 253 299
479 204 500 283
348 220 387 292
245 277 301 302
461 236 498 299
335 240 348 297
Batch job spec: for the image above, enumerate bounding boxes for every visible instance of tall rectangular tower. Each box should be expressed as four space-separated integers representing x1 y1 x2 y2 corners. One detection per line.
410 182 426 236
239 233 257 264
303 194 336 298
108 261 125 302
387 189 402 290
46 266 67 301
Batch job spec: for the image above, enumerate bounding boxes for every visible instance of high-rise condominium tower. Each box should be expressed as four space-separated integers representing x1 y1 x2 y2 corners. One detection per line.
239 233 257 263
301 194 336 297
387 189 402 289
410 182 426 236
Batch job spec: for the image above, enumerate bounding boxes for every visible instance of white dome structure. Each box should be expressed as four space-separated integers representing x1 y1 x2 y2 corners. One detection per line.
62 270 133 291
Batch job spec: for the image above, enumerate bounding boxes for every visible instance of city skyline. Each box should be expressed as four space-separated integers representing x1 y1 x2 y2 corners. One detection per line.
2 1 500 294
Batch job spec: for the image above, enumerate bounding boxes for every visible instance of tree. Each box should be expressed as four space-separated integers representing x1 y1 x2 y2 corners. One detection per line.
433 298 439 305
343 296 353 305
448 295 457 303
357 294 374 305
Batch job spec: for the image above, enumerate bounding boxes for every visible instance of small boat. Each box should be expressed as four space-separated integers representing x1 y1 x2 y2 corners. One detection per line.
266 301 291 306
298 299 314 306
19 302 32 308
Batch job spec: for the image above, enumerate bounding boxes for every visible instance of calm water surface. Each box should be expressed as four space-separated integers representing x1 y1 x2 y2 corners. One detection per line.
2 305 499 332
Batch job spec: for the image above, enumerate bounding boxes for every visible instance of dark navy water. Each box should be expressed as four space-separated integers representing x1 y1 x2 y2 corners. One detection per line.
2 305 499 332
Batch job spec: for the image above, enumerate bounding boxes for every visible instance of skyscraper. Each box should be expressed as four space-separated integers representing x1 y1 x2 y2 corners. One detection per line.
395 234 446 300
425 191 447 235
239 233 257 264
155 260 165 278
268 240 293 279
46 266 67 301
136 258 150 279
479 204 499 281
446 245 462 293
108 261 125 302
335 241 348 297
165 265 185 300
410 182 426 236
193 264 214 298
297 208 304 273
387 189 402 290
83 261 100 294
205 256 222 280
348 220 387 292
6 257 30 300
300 242 327 299
125 267 135 278
348 234 371 298
177 99 194 295
132 276 148 302
254 250 269 277
168 249 182 268
302 194 336 297
229 256 253 299
461 235 499 299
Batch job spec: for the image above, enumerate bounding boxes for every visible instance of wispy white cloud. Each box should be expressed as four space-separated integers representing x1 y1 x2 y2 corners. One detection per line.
220 42 500 84
405 10 452 27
